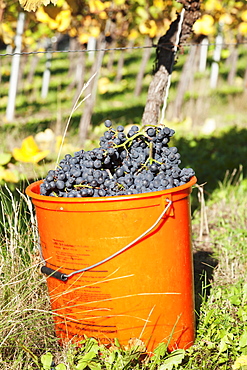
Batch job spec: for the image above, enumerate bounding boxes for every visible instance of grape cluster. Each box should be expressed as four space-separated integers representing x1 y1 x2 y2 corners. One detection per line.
40 120 195 198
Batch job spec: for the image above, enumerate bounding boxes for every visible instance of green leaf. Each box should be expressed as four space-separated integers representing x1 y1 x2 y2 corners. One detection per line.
229 294 241 306
55 364 67 370
218 338 228 354
240 329 247 348
41 352 53 370
158 349 185 370
238 307 247 321
218 333 233 354
108 351 117 365
154 342 168 358
0 153 11 166
76 351 98 370
136 6 149 20
114 338 121 348
242 283 247 303
89 363 101 370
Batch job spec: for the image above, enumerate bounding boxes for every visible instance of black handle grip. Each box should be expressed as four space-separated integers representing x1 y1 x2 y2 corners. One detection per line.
41 266 68 281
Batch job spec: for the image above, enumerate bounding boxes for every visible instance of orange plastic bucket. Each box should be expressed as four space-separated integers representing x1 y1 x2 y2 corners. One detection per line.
26 176 196 351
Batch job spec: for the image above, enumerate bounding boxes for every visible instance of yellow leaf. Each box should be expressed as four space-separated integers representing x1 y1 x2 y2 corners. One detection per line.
56 0 65 5
12 136 49 163
19 0 58 12
153 0 163 8
219 13 233 25
83 16 92 27
148 20 157 38
56 9 71 32
2 169 19 183
139 20 157 37
113 0 125 4
69 27 78 37
0 166 19 183
2 23 15 38
139 23 149 35
232 355 247 370
36 6 71 31
89 0 105 13
239 22 247 35
99 11 107 20
128 29 139 40
78 33 89 44
36 7 53 23
0 23 15 45
205 0 222 12
98 77 110 94
49 19 60 29
241 10 247 22
90 26 100 38
193 15 215 36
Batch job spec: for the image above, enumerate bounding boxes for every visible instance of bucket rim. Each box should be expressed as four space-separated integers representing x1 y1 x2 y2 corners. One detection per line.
26 176 197 203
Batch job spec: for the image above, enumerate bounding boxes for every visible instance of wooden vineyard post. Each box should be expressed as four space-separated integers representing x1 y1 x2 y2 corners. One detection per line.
142 0 201 126
199 37 209 73
6 12 25 122
78 34 106 144
41 39 52 99
210 30 223 89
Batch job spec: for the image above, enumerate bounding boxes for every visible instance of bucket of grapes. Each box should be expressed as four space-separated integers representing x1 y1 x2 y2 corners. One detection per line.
26 120 196 351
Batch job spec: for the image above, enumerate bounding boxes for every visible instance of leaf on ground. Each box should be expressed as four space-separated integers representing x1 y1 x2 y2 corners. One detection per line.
242 283 247 303
12 136 49 163
55 364 67 370
0 152 11 166
41 352 53 370
158 349 185 370
240 329 247 348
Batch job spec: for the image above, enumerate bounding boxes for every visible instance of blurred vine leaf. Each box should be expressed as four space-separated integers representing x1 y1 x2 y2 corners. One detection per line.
0 153 12 166
0 166 19 183
19 0 58 12
12 136 49 163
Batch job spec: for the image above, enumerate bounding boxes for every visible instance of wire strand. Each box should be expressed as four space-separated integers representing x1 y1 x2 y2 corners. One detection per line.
1 40 247 57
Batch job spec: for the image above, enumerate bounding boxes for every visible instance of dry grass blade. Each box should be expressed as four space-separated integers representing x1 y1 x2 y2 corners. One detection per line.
196 183 209 241
139 305 156 339
56 72 97 167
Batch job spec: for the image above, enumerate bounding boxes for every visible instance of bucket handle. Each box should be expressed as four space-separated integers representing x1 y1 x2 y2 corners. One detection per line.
41 198 172 282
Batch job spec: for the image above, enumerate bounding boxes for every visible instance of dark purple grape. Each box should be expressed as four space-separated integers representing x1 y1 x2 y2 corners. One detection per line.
104 120 112 128
56 180 65 190
147 128 155 137
93 160 102 169
104 131 113 140
117 125 124 132
131 125 139 132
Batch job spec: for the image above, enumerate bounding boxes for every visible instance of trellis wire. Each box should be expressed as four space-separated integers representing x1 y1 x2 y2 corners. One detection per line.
0 40 247 57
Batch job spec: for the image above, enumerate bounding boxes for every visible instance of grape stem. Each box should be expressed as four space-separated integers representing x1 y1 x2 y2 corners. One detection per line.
74 184 93 189
113 130 145 149
149 141 154 160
